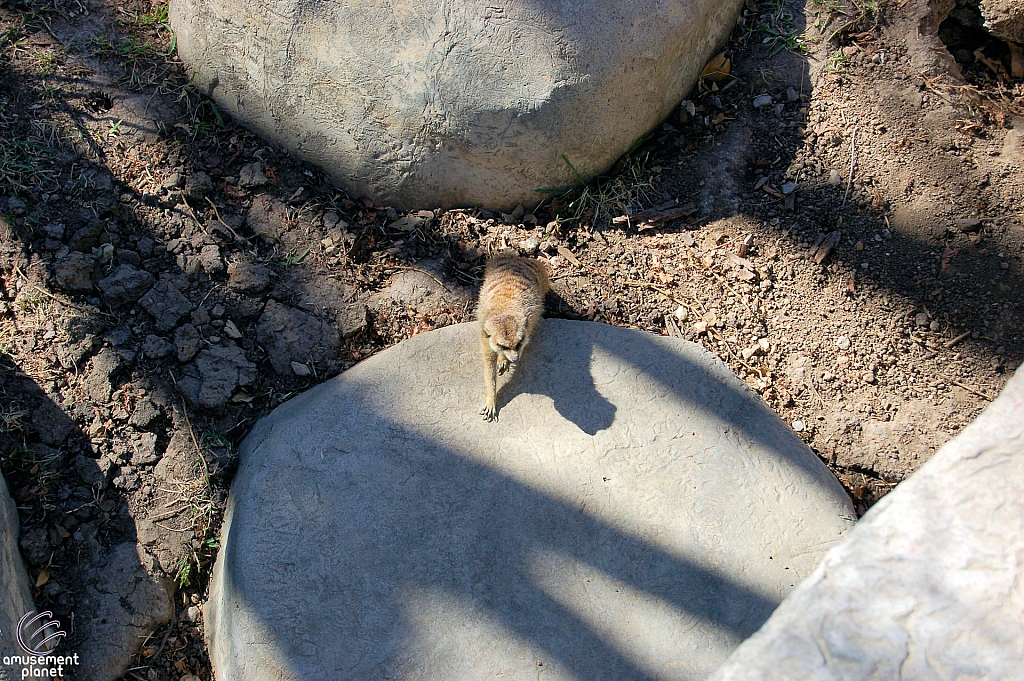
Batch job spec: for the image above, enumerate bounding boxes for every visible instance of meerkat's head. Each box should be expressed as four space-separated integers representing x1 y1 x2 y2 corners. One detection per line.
483 313 526 364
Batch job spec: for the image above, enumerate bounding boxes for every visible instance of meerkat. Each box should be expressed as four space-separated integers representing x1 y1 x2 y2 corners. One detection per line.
477 254 550 421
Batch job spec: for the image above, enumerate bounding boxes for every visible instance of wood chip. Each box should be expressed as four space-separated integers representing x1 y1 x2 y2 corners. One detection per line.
612 201 696 229
809 230 842 264
737 234 754 257
664 314 683 338
556 245 582 268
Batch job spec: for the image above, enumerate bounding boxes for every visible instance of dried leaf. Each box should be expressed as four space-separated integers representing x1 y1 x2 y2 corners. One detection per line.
726 253 755 270
941 246 958 272
35 569 49 587
974 49 1007 78
700 52 731 82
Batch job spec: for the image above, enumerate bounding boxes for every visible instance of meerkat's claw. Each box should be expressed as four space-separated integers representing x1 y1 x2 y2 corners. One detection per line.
480 405 498 422
497 359 510 376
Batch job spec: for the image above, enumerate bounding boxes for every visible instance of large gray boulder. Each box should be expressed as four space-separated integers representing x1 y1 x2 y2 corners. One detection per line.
205 320 855 680
1 475 40 680
169 0 743 210
710 364 1024 680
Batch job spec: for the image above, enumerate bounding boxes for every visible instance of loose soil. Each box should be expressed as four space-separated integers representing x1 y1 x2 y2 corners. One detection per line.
1 0 1021 678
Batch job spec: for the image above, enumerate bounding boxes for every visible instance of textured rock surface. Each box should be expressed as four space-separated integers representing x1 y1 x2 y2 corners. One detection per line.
139 278 193 331
368 265 472 314
74 542 174 681
256 300 340 376
980 0 1024 43
169 0 745 210
1 474 39 678
176 343 257 409
206 320 854 680
97 264 155 307
710 364 1024 681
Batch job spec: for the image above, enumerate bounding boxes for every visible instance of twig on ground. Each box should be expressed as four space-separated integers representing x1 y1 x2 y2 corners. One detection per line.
842 128 857 206
942 331 972 349
624 279 687 307
379 264 450 289
167 369 212 491
940 374 993 401
205 197 249 242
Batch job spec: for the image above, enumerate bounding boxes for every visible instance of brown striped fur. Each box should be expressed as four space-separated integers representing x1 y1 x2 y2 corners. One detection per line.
477 255 550 421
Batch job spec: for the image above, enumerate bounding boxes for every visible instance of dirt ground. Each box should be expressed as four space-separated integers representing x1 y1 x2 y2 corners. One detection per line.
1 0 1021 678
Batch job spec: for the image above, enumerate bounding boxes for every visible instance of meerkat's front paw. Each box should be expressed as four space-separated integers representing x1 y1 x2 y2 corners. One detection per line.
497 358 510 376
480 404 498 422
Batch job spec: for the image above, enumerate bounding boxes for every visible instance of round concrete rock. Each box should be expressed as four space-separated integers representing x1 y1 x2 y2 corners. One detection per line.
169 0 744 210
206 320 855 680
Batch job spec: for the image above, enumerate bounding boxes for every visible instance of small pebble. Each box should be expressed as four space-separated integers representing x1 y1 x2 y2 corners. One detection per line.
929 320 940 332
828 170 842 185
836 335 851 350
753 94 773 108
792 420 805 432
291 361 311 377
